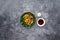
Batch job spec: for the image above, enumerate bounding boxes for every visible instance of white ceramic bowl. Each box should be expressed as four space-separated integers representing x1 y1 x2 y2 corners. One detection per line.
37 18 45 27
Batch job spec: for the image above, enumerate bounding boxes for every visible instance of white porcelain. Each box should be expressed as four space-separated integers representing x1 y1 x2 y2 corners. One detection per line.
37 18 45 27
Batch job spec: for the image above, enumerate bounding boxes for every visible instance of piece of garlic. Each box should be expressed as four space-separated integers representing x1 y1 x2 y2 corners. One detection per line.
37 12 41 17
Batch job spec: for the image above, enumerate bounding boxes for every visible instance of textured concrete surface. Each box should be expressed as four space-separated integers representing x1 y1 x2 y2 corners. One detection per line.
0 0 60 40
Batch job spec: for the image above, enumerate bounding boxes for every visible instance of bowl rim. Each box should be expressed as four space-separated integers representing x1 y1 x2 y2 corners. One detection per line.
37 18 45 27
20 12 36 29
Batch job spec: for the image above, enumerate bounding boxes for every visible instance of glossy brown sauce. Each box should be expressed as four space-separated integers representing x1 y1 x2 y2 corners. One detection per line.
38 19 44 25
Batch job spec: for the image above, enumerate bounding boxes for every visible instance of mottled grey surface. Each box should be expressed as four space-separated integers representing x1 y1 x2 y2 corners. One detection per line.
0 0 60 40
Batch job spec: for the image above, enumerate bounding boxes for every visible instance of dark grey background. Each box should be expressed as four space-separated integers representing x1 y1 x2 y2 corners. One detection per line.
0 0 60 40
